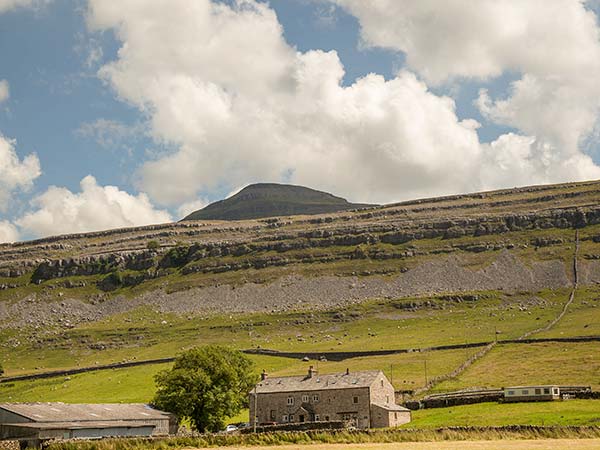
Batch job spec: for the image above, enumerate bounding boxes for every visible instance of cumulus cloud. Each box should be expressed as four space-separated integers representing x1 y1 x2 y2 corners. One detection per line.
16 175 172 238
336 0 600 162
0 134 41 210
87 0 600 206
177 199 209 220
0 80 9 103
0 0 51 13
0 221 19 244
75 118 147 154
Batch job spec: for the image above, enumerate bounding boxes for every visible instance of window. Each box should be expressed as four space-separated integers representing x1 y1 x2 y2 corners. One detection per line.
325 415 330 421
544 388 550 394
314 414 320 422
522 390 529 395
270 410 276 420
386 395 390 404
287 396 294 405
394 412 398 420
535 388 541 395
553 388 559 395
289 414 294 422
313 394 320 402
381 380 384 387
507 390 515 396
282 414 288 422
302 394 309 403
353 396 359 404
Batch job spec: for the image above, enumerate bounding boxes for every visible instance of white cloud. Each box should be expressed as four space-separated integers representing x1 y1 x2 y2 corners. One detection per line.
0 0 51 13
16 175 172 238
75 118 147 153
0 134 41 211
335 0 600 162
87 0 600 206
177 199 209 220
0 80 9 103
0 221 19 244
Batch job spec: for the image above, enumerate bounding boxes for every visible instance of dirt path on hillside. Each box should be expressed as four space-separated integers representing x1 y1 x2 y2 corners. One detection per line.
191 438 600 450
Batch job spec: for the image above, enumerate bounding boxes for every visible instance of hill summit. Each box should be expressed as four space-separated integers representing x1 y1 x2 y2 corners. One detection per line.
182 183 375 221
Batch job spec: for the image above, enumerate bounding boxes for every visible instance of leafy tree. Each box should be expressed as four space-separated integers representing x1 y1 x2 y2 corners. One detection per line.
152 345 256 432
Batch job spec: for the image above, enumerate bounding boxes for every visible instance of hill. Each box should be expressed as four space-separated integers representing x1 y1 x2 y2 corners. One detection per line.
182 183 374 221
1 179 599 413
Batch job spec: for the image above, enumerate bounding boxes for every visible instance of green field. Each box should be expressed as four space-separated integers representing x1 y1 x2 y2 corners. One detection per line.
406 400 600 428
431 342 600 393
0 287 574 376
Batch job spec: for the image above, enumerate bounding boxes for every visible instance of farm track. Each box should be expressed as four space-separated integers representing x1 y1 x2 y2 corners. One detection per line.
519 230 580 340
416 231 582 395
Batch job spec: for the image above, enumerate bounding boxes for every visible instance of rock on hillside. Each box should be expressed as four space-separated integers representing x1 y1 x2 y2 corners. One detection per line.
182 183 375 221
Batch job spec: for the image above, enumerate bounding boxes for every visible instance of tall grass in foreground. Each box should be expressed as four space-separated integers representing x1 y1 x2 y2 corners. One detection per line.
44 426 600 450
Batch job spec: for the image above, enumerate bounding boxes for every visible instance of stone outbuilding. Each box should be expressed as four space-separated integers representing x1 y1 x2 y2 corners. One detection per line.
0 403 177 448
249 367 410 429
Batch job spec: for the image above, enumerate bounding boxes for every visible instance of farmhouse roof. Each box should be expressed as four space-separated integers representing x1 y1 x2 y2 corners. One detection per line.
0 403 170 423
371 402 410 412
253 370 382 394
2 421 156 430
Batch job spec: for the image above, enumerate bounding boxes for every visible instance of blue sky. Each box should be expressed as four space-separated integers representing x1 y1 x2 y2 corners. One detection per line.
1 0 600 242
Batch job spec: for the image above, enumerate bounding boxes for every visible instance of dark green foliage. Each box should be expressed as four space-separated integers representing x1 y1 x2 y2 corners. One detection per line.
182 183 375 221
152 345 257 433
160 245 191 268
147 240 160 250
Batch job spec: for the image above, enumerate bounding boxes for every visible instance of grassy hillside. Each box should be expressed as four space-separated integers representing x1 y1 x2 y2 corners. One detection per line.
1 180 600 431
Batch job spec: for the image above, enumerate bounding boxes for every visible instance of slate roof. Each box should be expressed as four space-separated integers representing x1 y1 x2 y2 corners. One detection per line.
0 403 171 423
2 421 156 430
371 402 411 412
254 370 382 394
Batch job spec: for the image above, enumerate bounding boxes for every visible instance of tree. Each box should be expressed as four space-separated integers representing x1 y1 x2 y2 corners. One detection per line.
152 345 257 433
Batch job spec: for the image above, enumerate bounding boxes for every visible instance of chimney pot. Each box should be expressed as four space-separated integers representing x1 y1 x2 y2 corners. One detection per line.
345 368 350 375
261 369 268 381
308 366 317 378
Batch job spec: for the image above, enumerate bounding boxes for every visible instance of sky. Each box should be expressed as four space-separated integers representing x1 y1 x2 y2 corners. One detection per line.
1 0 600 243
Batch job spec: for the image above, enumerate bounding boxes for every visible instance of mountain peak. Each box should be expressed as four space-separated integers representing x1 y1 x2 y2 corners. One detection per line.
182 183 375 221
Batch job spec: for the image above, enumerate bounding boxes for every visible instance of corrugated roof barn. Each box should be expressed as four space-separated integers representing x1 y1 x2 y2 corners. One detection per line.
0 403 176 448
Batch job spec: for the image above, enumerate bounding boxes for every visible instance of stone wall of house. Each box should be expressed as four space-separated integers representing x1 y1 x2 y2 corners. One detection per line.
369 372 396 407
250 386 371 428
370 404 411 428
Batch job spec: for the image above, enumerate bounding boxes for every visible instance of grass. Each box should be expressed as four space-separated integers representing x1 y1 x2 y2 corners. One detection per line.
42 426 600 450
406 400 600 428
0 349 467 403
0 287 572 376
535 285 600 338
164 441 600 450
431 342 600 392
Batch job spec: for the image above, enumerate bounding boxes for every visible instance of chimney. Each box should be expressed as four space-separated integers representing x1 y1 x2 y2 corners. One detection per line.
261 369 268 381
345 368 350 375
308 365 318 378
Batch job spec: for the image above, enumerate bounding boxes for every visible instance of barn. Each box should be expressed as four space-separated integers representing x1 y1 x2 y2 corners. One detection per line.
0 403 177 448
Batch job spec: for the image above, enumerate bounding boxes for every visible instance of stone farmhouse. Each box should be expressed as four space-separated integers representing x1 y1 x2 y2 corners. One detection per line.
249 367 411 429
0 403 176 448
